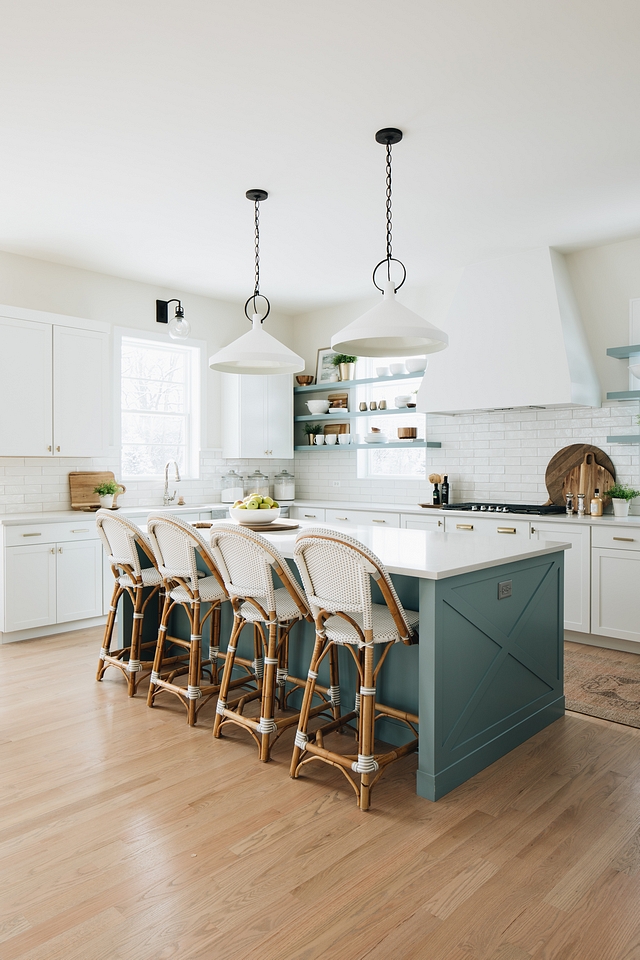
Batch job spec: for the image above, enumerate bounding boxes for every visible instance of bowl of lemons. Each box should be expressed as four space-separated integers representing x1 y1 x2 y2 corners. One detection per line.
229 495 281 525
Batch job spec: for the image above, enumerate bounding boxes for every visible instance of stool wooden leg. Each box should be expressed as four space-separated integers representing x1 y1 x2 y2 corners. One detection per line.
210 603 221 684
127 584 144 697
187 599 201 727
358 639 376 811
213 613 244 739
259 615 278 762
290 629 326 778
329 642 341 721
97 582 122 681
147 593 172 708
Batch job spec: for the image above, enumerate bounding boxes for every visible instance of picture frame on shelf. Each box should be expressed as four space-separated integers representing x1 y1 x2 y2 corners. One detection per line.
315 347 339 383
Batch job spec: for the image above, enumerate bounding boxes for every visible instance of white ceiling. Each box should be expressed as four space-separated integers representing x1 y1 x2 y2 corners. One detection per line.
2 0 640 311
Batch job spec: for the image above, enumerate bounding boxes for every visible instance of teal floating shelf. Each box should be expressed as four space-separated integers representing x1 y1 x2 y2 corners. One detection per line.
295 441 441 451
606 345 640 359
606 391 640 400
294 372 423 393
295 408 424 422
606 435 640 444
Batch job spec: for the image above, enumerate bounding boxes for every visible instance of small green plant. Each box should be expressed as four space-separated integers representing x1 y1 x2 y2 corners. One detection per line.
304 423 324 435
607 482 640 501
331 354 357 366
94 481 122 497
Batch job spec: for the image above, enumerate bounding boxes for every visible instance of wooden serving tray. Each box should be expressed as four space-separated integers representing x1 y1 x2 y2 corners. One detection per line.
69 471 126 511
233 519 300 532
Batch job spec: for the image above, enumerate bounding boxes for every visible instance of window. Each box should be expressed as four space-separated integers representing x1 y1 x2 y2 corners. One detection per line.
356 357 427 479
120 335 201 478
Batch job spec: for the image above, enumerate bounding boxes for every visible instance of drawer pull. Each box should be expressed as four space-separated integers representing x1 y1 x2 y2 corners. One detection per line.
497 527 517 534
22 532 42 537
70 529 89 533
456 524 474 531
613 537 635 542
335 516 349 521
372 519 386 524
303 514 317 518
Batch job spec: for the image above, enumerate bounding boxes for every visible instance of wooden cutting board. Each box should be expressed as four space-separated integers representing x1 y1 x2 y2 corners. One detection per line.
545 444 615 512
232 518 300 532
69 471 126 511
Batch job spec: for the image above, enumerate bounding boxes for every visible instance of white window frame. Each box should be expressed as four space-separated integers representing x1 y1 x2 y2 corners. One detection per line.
113 327 207 480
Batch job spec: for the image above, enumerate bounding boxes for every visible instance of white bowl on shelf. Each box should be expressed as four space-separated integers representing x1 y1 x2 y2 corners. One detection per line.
229 506 281 525
328 407 346 414
376 366 390 377
390 362 406 375
394 395 412 408
405 357 428 373
306 400 330 414
364 433 386 443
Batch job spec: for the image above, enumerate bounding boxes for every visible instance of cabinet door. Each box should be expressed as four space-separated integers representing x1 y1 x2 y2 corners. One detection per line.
0 316 52 456
591 547 640 643
401 515 444 532
531 521 590 633
4 544 56 632
265 375 293 458
53 326 109 456
56 540 103 623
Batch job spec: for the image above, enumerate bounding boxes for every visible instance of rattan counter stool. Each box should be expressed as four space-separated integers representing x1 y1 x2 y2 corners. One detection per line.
210 523 339 763
291 528 420 811
95 509 166 697
146 514 258 726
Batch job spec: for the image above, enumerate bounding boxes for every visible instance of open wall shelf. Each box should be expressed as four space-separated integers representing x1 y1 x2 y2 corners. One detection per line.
606 391 640 400
295 408 423 422
606 345 640 359
606 435 640 444
295 440 441 451
294 372 421 393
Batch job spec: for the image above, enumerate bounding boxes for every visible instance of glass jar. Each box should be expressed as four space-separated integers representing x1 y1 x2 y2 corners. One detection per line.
220 469 244 504
273 469 295 502
244 469 270 499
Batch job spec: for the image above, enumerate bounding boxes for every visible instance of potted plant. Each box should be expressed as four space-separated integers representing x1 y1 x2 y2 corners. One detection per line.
304 423 324 446
94 480 123 509
331 354 358 381
606 482 640 518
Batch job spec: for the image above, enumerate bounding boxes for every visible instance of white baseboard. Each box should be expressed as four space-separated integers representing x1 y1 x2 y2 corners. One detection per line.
565 630 640 655
0 616 106 644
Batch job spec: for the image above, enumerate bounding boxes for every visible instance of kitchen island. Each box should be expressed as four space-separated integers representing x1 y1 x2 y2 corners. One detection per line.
258 524 569 801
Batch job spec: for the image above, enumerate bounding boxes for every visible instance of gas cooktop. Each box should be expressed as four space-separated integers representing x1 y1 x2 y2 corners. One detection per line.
441 502 565 515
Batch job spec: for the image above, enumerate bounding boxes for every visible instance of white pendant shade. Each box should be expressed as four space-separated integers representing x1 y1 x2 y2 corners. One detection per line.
331 280 449 358
209 316 305 375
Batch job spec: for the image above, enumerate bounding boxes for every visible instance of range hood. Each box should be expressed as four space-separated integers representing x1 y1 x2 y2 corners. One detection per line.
417 247 601 415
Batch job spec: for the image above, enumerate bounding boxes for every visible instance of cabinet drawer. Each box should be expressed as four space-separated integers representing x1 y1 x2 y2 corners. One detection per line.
5 520 100 546
591 526 640 551
290 507 326 522
325 508 400 528
446 517 530 537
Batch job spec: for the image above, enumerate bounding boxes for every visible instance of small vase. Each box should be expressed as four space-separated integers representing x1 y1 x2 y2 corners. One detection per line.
307 435 315 445
339 362 356 381
612 498 630 518
99 494 114 509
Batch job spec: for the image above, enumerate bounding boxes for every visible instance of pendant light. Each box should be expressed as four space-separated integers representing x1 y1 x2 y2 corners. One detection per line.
209 190 304 375
331 128 449 358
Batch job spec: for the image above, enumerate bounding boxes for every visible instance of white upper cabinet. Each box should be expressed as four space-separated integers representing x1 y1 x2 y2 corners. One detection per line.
53 325 109 456
0 317 53 456
222 374 293 459
0 312 109 458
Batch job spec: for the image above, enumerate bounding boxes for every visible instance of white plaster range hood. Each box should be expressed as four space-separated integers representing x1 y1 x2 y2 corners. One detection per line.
417 247 601 415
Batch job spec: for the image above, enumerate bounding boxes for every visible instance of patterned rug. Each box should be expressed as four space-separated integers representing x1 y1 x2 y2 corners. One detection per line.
565 645 640 728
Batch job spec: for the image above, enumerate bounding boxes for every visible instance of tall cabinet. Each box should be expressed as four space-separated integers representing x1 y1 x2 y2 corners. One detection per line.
0 310 110 458
222 373 293 459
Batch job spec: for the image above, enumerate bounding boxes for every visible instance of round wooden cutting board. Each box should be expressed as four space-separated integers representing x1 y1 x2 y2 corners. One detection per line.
545 444 616 509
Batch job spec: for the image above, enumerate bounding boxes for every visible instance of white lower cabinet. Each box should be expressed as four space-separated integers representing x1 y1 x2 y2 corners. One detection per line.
2 521 104 637
530 521 591 634
290 506 326 522
325 508 400 528
591 527 640 643
401 514 444 532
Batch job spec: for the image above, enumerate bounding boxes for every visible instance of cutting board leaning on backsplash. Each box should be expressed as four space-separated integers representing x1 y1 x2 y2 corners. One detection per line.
545 444 615 514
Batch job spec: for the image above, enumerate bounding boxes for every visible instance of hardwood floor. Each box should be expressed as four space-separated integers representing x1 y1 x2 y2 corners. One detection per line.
1 627 640 959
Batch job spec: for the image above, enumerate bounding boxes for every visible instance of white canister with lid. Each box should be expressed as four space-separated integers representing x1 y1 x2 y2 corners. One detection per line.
221 469 245 503
273 469 295 502
244 469 270 499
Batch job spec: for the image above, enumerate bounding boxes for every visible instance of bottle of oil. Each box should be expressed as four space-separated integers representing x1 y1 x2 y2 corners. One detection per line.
590 487 603 517
441 475 450 505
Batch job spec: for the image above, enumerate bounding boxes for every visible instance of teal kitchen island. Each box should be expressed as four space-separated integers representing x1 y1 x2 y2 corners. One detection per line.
260 524 569 802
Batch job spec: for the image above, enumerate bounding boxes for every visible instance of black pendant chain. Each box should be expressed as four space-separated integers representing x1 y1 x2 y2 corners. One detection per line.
244 189 270 323
385 142 393 280
372 128 406 293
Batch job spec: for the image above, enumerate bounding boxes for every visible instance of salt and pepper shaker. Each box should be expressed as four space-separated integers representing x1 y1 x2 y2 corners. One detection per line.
359 401 367 412
369 401 377 411
565 492 573 515
577 493 585 517
378 399 387 410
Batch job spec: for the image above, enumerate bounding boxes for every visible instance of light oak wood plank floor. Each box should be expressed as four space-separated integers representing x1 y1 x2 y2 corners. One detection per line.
1 627 640 960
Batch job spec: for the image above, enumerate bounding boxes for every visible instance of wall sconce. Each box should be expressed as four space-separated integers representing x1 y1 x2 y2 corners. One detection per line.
156 299 191 340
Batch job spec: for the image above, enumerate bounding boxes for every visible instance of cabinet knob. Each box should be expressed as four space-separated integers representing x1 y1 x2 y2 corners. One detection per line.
58 546 63 553
50 548 55 554
438 520 442 527
47 445 52 452
56 446 61 452
531 526 536 533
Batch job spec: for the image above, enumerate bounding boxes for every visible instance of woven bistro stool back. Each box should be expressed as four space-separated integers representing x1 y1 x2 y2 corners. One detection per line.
146 514 256 726
210 523 333 763
291 527 419 811
95 509 163 696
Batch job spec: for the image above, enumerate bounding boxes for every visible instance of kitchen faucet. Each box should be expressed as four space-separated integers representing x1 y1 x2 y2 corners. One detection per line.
163 459 181 506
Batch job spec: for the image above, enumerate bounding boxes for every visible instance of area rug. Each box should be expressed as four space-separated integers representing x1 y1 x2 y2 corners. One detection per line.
564 645 640 728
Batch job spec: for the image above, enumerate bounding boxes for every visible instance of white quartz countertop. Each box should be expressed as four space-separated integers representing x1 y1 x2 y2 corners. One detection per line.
260 522 570 581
